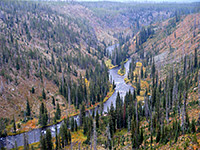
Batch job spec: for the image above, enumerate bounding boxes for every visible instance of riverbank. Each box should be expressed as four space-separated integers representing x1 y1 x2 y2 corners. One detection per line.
1 55 132 149
105 59 118 69
124 61 150 102
5 83 115 137
117 59 128 76
118 68 126 76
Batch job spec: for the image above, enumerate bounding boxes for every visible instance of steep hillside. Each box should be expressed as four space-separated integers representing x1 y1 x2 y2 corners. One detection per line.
51 3 118 45
128 13 200 78
0 0 112 135
0 0 199 141
119 13 200 150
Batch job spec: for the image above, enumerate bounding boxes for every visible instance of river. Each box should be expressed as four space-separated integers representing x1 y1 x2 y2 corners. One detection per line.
0 45 134 149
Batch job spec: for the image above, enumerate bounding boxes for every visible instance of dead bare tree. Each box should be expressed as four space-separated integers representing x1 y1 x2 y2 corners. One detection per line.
135 99 138 127
182 90 187 134
193 17 196 37
172 79 177 109
62 72 64 86
128 115 131 132
68 83 71 107
106 124 111 149
165 78 169 125
76 86 78 108
181 107 185 134
93 119 97 150
23 133 29 150
0 80 4 95
198 70 200 106
71 142 73 150
198 71 200 106
144 96 149 122
198 20 200 30
184 55 187 77
78 142 81 150
184 90 187 120
178 92 181 120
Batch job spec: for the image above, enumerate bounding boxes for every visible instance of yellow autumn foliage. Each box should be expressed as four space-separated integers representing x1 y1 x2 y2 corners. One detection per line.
105 59 118 69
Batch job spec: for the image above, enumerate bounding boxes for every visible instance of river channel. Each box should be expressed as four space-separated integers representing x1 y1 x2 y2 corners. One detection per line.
0 45 134 149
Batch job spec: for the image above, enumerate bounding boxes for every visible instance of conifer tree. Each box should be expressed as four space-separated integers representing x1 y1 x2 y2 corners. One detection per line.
39 102 48 126
46 129 53 150
96 110 99 129
42 88 46 100
70 118 74 132
40 133 46 150
13 116 16 133
26 99 31 117
52 96 55 106
110 102 116 136
75 120 78 132
191 119 196 133
151 59 156 78
141 66 143 79
31 87 35 94
55 126 58 150
79 104 85 126
55 103 61 120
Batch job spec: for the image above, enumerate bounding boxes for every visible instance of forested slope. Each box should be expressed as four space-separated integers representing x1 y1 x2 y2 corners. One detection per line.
0 1 199 148
0 1 111 135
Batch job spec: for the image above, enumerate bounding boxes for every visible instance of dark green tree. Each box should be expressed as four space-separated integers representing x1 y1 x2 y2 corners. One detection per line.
46 129 53 150
110 102 116 137
39 102 48 126
75 120 78 132
52 96 55 106
151 59 156 78
42 88 46 100
194 48 198 69
79 104 85 126
55 103 61 120
31 87 35 94
16 56 20 70
26 99 31 117
71 118 74 132
96 110 99 129
55 126 59 150
191 119 196 133
68 130 71 144
156 125 161 143
13 116 16 133
40 133 46 150
136 82 141 95
141 67 143 79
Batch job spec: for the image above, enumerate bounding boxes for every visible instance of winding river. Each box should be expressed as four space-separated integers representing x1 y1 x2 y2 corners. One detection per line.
0 45 134 149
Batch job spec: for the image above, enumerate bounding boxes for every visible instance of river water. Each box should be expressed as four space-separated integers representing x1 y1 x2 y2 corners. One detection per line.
0 46 134 149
